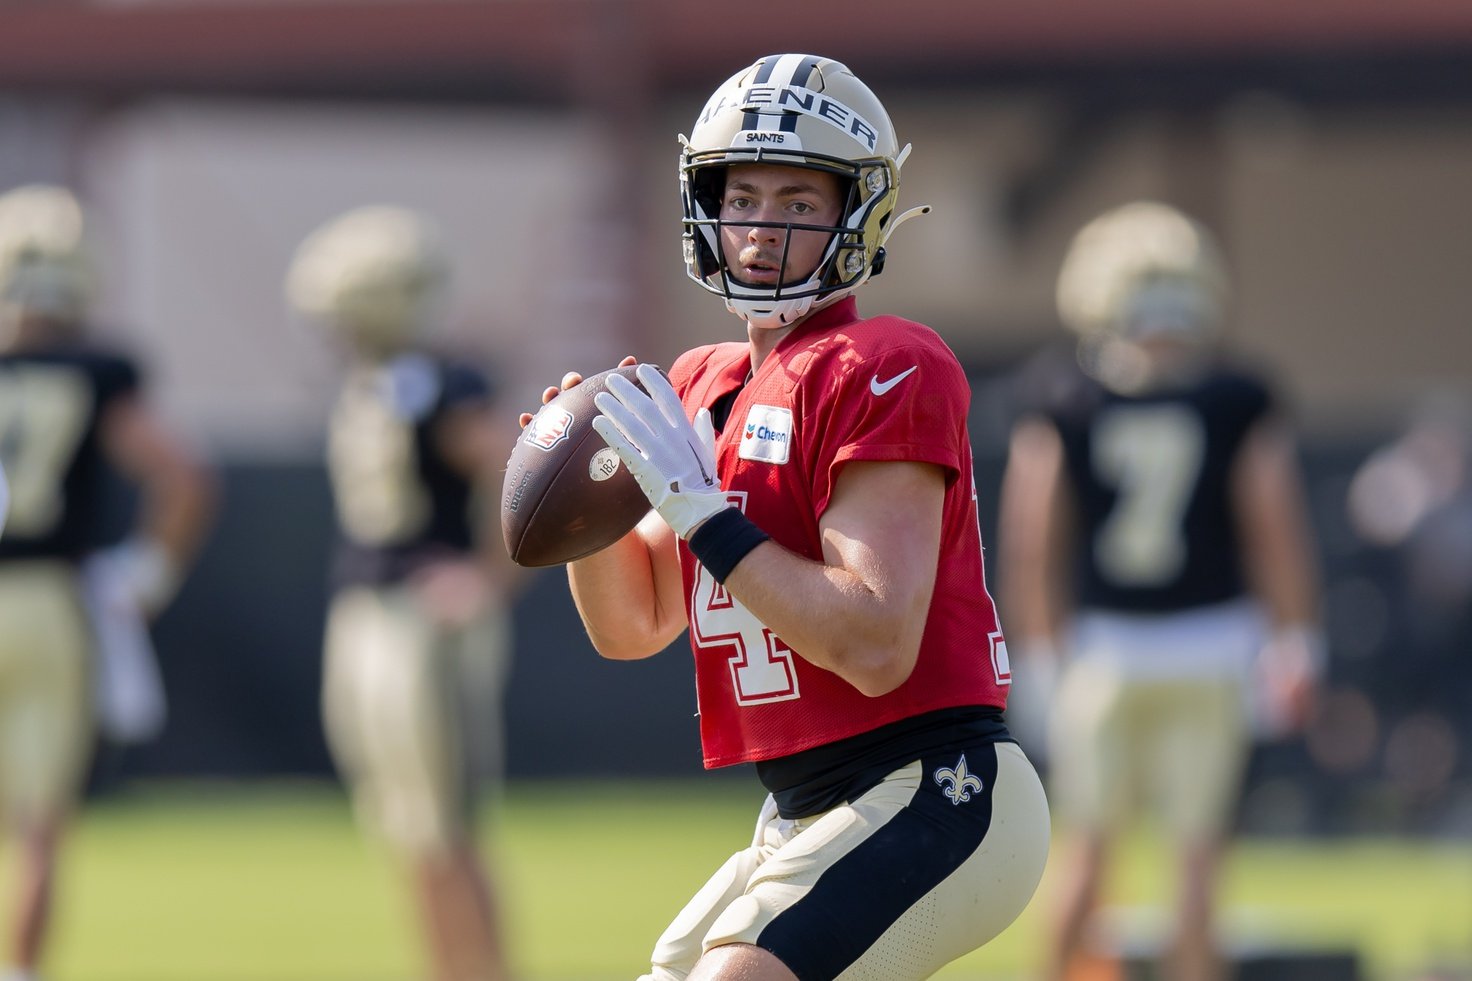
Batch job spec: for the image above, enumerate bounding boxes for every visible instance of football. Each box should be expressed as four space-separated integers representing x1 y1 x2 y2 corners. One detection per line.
501 364 657 567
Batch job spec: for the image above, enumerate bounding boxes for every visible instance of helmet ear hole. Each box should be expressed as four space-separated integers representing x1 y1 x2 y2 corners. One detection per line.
686 165 728 280
693 167 726 219
693 237 721 280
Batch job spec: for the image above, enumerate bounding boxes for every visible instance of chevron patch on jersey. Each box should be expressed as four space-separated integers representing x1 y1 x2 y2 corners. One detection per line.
739 405 793 464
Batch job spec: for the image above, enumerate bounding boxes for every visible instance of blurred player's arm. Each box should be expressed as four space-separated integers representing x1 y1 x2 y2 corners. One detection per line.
99 393 217 614
1232 416 1323 726
436 396 530 598
998 416 1075 655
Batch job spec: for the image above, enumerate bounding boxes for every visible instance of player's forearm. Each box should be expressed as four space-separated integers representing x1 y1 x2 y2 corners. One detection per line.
1248 528 1319 628
999 418 1072 641
1241 465 1319 626
721 540 927 697
139 455 217 566
568 521 684 660
998 534 1061 643
1234 422 1321 627
998 494 1067 639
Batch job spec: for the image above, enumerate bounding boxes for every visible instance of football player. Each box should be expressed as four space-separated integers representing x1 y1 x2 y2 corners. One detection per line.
0 184 215 981
522 55 1050 980
998 201 1323 981
286 205 521 981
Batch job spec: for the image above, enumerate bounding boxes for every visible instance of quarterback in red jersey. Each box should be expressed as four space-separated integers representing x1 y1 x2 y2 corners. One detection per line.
527 54 1049 980
668 308 1011 771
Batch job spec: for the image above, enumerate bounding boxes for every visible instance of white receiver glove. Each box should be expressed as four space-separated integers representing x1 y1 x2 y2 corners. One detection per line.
95 538 182 617
592 363 726 539
0 458 9 540
80 547 170 743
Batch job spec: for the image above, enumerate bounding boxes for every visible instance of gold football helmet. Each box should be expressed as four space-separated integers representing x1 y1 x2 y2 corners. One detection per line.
286 205 449 353
0 183 95 326
1056 200 1228 343
680 54 929 329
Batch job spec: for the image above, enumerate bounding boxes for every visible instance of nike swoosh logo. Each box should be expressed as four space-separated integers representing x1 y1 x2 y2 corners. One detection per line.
870 366 918 396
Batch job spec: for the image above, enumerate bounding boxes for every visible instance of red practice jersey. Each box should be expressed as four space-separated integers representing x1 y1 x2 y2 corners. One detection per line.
668 298 1010 768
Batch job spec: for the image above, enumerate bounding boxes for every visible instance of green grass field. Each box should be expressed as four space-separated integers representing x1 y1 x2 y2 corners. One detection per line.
21 779 1472 981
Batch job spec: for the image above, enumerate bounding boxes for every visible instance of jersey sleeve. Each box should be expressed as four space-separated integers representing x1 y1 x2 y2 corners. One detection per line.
811 341 970 517
1216 369 1276 445
1008 343 1092 429
1238 372 1275 427
92 352 142 407
669 344 722 395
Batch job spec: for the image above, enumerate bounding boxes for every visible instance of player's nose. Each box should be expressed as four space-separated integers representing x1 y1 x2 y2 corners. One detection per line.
746 217 784 245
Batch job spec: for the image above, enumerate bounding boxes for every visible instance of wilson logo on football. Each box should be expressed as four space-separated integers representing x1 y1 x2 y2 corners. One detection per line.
526 407 574 451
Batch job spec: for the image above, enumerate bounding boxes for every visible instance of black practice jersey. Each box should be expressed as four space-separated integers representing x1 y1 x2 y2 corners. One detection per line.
1018 348 1274 613
0 344 141 562
327 352 491 589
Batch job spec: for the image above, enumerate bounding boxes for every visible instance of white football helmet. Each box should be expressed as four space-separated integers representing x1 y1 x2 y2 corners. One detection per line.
286 205 450 354
680 54 929 329
0 183 95 327
1056 200 1228 343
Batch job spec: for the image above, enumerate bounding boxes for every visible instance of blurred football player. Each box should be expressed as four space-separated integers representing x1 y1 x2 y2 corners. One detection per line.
0 184 215 981
522 55 1050 980
998 201 1323 981
287 205 520 981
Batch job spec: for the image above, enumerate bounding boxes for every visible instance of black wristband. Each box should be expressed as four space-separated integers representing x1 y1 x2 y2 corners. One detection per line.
687 507 770 584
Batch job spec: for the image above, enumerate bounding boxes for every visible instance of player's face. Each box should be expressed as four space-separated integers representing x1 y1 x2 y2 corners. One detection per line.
719 164 844 288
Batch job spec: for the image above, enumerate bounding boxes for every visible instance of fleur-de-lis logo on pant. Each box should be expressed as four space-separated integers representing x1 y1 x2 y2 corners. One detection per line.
934 755 984 805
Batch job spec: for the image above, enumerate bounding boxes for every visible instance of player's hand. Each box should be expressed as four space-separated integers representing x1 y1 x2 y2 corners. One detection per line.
0 457 9 540
88 538 182 620
518 356 637 429
1256 626 1323 735
410 557 495 627
592 363 725 539
1008 636 1064 761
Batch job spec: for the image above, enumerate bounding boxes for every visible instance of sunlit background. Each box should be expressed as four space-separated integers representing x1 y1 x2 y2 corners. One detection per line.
2 1 1471 979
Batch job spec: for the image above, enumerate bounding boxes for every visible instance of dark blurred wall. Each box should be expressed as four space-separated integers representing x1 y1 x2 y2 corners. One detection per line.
132 462 712 783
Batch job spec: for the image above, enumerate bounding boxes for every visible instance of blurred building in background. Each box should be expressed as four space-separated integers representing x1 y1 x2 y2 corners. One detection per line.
1 0 1470 836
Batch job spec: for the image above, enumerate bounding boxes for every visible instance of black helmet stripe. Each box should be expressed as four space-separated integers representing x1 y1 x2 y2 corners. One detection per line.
763 53 823 90
744 55 780 129
791 54 823 88
744 54 826 136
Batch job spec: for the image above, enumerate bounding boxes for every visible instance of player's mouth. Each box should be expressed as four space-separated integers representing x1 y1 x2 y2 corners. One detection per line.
737 250 783 285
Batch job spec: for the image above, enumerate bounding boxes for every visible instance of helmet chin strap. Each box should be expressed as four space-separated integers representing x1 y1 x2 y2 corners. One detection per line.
727 293 817 330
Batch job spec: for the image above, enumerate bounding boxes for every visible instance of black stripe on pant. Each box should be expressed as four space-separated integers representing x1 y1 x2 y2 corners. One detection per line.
755 742 1001 980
